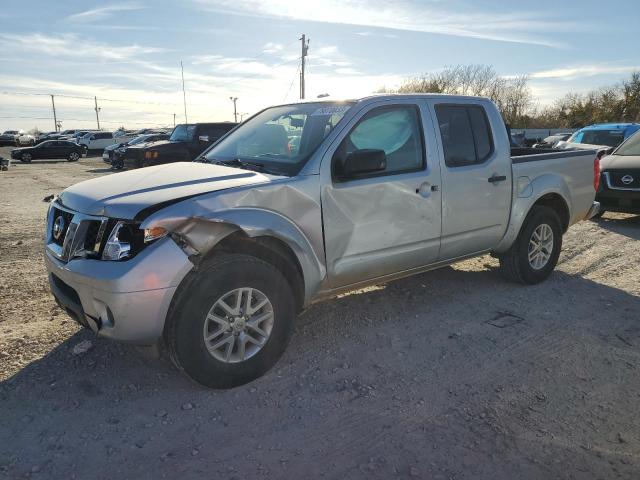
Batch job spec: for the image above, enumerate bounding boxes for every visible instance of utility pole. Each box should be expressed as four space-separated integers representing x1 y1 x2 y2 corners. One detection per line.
181 61 188 123
94 96 101 130
173 113 176 127
229 97 238 123
50 95 58 132
299 34 309 99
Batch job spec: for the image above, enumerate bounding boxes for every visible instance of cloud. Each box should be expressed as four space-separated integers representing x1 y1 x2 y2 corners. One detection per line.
262 42 284 54
0 33 166 63
192 0 584 48
529 65 640 80
67 2 145 22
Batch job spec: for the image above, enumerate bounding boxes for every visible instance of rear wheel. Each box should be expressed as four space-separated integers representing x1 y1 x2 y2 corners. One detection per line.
166 254 297 388
498 206 562 284
68 151 80 162
20 153 32 163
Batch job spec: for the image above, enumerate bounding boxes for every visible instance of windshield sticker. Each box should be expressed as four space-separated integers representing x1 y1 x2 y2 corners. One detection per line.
310 106 350 116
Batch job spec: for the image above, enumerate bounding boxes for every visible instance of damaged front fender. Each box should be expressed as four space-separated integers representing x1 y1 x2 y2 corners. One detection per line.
140 203 326 305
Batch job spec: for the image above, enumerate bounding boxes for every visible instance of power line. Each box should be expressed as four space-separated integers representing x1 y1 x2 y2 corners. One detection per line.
283 64 301 102
0 115 169 126
0 91 179 107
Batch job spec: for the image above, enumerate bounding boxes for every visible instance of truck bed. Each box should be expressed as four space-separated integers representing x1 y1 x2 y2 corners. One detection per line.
509 147 597 227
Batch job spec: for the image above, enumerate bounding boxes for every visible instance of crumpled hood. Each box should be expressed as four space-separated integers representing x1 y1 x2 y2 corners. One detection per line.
58 162 280 219
600 154 640 171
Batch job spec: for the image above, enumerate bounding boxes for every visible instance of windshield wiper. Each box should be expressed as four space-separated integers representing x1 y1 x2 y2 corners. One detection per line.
214 158 267 172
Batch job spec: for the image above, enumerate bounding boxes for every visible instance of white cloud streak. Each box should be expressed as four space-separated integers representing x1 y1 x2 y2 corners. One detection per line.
67 2 145 22
529 65 640 80
192 0 585 48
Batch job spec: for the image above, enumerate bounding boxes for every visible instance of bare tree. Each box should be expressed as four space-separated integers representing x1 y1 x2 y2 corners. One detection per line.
392 65 533 125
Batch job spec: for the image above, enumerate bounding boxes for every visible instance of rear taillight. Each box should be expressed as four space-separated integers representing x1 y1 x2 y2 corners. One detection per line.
593 152 602 191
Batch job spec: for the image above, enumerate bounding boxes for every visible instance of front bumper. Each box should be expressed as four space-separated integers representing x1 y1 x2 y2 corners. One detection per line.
45 237 193 344
585 201 601 219
596 182 640 214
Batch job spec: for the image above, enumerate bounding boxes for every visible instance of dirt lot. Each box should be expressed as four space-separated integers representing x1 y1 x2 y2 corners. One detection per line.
1 146 639 479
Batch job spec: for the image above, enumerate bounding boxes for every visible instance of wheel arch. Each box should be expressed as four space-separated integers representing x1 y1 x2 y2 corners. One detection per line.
494 181 572 254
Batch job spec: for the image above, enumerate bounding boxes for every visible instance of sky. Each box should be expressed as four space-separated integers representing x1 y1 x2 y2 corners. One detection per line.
0 0 638 132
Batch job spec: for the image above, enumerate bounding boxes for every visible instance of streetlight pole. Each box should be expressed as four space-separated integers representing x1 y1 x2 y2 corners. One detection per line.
229 97 238 123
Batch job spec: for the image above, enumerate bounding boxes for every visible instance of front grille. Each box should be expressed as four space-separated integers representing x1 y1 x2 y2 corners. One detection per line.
47 203 108 262
83 220 104 252
607 169 640 189
51 207 74 246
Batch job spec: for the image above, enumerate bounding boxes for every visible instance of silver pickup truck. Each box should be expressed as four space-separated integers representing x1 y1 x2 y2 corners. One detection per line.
45 94 600 388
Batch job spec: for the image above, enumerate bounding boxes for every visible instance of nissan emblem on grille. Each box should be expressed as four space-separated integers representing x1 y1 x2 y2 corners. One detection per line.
621 174 634 185
53 216 65 241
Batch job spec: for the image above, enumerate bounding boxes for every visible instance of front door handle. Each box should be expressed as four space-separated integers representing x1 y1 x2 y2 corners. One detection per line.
416 182 438 197
488 174 507 183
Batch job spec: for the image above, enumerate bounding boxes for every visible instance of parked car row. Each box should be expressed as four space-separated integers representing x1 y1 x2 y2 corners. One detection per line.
101 122 236 170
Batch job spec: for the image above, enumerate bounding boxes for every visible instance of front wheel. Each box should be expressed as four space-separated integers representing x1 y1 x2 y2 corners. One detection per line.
498 206 562 284
166 254 297 388
68 152 80 162
20 153 32 163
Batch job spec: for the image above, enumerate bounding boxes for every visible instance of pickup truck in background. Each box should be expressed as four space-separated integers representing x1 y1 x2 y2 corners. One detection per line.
123 122 237 169
44 95 600 388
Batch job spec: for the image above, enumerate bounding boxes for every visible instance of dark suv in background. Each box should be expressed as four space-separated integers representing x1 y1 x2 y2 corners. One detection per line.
123 122 236 169
596 130 640 216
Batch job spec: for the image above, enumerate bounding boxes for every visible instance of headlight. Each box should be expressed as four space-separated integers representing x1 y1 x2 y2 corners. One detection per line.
102 222 167 261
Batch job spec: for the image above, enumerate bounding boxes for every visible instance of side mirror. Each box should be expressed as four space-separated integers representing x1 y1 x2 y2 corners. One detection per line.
198 135 210 142
340 149 387 178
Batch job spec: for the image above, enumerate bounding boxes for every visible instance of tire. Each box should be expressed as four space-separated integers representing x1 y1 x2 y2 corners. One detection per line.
166 253 297 388
20 153 32 163
498 206 562 285
68 151 80 162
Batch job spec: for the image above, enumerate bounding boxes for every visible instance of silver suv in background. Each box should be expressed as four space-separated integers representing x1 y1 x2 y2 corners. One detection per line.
44 95 600 388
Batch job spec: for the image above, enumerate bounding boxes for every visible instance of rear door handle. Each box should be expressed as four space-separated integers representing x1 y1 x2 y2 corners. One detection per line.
488 174 507 183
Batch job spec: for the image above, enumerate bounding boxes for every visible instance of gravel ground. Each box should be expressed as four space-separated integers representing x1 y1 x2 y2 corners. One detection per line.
1 147 640 479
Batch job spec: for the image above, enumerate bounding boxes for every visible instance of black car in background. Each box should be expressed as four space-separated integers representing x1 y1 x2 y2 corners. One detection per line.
10 140 84 162
103 132 170 168
596 130 640 216
124 122 236 169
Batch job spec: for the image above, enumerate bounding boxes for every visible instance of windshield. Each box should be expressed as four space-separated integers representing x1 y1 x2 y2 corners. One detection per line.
128 135 151 145
614 131 640 156
568 129 625 147
204 102 353 175
170 124 196 142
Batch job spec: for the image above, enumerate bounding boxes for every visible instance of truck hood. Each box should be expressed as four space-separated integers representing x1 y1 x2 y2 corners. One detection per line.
57 162 280 219
600 154 640 170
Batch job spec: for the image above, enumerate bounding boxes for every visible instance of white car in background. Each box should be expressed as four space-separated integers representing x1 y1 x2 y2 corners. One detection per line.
17 133 36 146
78 131 135 151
